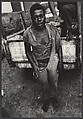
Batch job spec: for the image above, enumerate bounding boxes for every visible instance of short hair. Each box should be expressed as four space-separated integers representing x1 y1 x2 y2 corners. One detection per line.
30 3 45 17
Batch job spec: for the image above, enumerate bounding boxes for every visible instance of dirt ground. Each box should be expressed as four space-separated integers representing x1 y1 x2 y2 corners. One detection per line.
1 58 82 118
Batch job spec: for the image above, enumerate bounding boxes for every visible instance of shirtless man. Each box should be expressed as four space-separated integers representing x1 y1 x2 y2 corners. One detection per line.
23 3 61 112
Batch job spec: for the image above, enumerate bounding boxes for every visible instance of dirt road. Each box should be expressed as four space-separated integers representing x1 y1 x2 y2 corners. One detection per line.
1 58 82 118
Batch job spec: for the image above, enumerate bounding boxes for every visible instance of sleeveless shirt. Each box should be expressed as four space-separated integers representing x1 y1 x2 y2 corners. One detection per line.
23 23 60 60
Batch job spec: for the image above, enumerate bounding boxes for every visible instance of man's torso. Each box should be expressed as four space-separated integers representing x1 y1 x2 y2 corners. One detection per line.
23 23 57 61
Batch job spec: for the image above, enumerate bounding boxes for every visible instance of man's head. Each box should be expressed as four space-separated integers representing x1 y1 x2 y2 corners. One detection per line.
30 3 46 30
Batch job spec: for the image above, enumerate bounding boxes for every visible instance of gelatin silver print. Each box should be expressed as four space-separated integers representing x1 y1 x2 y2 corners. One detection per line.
1 1 82 118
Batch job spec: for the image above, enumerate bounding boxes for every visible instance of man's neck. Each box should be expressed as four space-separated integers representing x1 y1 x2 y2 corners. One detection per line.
31 24 46 33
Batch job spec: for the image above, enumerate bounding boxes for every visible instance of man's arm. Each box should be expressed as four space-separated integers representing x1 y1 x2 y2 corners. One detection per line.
55 29 62 69
23 35 39 76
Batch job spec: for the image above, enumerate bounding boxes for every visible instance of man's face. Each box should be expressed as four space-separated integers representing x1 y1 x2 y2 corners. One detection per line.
32 9 45 30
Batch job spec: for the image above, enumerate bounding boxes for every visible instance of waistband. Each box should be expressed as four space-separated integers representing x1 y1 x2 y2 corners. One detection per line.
37 58 49 67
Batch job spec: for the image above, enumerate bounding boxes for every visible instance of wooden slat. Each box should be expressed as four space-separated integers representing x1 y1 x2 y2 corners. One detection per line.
7 29 25 39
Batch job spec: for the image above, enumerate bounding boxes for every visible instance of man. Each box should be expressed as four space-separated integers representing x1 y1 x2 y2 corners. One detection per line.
23 3 61 112
49 2 77 37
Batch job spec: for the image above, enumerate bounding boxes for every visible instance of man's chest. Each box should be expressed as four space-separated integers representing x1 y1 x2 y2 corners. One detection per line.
33 30 50 45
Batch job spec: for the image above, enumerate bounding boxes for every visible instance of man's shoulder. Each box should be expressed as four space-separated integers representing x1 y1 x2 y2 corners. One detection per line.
23 26 31 37
23 26 32 43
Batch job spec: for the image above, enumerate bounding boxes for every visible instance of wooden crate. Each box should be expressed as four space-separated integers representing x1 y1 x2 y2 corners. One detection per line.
61 37 80 70
2 34 32 68
2 12 25 38
2 12 31 68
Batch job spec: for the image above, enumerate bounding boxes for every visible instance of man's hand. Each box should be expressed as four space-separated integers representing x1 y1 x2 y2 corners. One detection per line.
34 65 39 79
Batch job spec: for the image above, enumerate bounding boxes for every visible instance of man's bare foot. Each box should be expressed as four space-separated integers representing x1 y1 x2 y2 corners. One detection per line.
51 97 60 111
41 99 50 112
